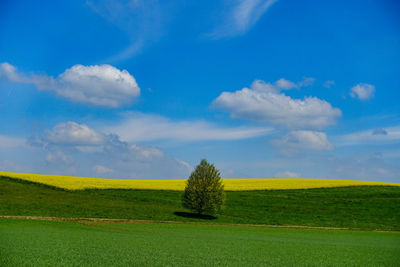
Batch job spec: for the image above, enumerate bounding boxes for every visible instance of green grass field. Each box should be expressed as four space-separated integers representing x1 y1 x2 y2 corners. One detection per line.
2 176 400 266
1 218 399 266
1 175 400 230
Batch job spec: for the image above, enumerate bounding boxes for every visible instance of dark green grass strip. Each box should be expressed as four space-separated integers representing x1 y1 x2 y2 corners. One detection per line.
1 218 399 266
1 176 399 230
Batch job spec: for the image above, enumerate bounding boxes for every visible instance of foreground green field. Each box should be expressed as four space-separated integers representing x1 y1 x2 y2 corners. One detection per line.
1 176 400 230
1 218 399 266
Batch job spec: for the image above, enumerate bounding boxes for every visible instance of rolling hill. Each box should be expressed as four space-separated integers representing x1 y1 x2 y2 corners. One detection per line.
1 175 399 230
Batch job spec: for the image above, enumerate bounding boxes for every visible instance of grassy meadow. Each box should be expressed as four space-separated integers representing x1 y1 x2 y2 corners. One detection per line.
1 175 400 230
1 173 400 266
1 218 399 266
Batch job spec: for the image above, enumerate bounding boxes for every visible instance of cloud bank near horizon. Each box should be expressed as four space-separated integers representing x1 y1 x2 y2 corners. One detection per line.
26 121 191 179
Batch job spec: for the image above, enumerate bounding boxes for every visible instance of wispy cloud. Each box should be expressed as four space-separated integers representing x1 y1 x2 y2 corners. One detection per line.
102 113 272 142
87 0 170 62
336 126 400 146
207 0 278 39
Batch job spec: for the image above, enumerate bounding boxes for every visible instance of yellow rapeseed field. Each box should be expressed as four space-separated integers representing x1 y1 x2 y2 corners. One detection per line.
1 171 399 191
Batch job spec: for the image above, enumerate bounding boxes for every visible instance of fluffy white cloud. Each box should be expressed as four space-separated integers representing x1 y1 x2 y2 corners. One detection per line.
270 130 334 155
0 63 140 108
104 113 272 142
47 122 105 146
274 171 301 178
207 0 278 38
56 64 139 107
213 79 341 130
29 121 191 179
350 83 375 100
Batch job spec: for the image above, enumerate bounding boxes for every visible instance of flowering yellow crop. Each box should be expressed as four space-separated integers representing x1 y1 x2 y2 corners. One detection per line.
1 171 399 191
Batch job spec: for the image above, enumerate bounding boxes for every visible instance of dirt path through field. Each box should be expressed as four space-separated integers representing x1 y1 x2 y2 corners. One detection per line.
3 215 396 232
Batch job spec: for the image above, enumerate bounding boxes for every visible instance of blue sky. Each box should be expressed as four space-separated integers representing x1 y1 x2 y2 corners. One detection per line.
1 0 400 181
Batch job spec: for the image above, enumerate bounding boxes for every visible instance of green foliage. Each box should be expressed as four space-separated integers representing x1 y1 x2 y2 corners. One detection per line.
182 159 225 215
1 218 400 266
1 176 400 230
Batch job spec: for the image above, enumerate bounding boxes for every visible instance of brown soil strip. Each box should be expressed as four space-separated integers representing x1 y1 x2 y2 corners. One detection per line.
1 215 398 233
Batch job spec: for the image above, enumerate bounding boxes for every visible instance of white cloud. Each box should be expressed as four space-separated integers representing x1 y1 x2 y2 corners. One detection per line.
103 113 272 142
274 171 301 178
337 126 400 146
29 121 191 179
0 63 26 82
350 83 375 100
275 78 297 90
270 130 334 156
0 63 140 108
208 0 278 38
275 77 315 89
56 64 139 107
213 79 341 130
47 122 105 146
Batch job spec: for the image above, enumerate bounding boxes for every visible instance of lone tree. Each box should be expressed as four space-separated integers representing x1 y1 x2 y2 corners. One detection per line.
182 159 225 215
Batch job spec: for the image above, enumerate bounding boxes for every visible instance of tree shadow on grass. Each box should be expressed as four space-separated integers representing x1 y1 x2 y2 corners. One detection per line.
174 211 217 220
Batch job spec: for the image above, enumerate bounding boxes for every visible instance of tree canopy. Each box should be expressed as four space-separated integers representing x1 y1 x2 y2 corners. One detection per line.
182 159 225 215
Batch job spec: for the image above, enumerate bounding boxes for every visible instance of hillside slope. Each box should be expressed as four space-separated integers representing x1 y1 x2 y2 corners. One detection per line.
1 176 399 230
